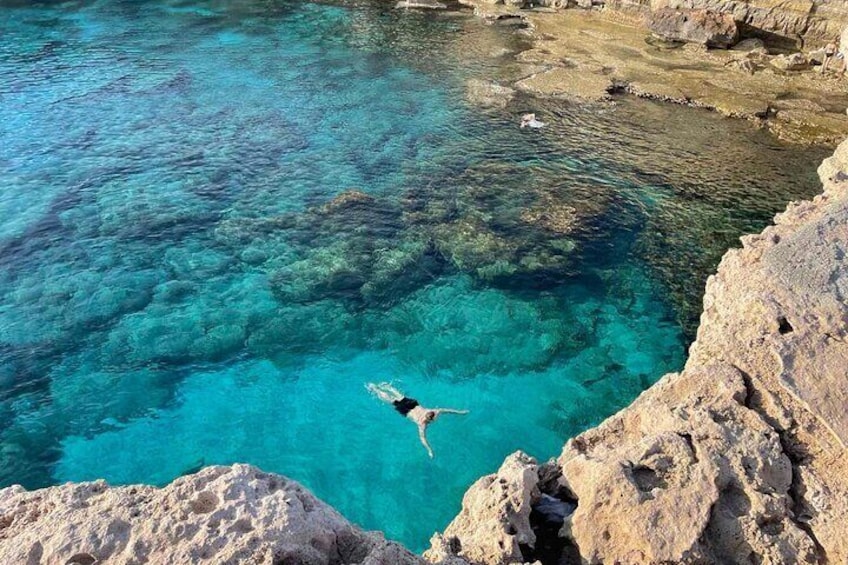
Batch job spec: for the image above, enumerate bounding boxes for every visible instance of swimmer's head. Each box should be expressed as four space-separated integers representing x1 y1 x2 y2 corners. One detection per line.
425 411 436 423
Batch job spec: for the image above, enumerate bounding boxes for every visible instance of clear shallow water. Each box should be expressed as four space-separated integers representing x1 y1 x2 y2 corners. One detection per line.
0 0 827 551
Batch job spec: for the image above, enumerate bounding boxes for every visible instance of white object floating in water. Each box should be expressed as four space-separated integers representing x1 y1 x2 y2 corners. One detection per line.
520 113 546 129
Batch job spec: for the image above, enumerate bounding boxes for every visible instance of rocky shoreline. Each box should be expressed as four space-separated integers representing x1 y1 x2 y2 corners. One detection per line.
455 0 848 145
2 125 846 565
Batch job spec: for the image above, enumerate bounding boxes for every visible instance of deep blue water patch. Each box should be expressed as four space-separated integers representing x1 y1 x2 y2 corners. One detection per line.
0 0 827 551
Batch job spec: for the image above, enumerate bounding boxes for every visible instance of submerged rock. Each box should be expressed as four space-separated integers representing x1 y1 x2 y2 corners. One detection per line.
647 8 740 48
265 172 597 306
465 78 516 108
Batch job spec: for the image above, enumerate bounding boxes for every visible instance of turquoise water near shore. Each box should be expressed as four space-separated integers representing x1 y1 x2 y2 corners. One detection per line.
0 0 827 551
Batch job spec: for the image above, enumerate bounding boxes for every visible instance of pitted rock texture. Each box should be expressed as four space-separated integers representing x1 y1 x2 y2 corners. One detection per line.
429 140 848 564
559 366 820 564
424 452 541 565
0 464 423 565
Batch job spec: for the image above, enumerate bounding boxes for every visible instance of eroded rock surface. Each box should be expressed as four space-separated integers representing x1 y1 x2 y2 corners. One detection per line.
0 464 423 565
647 8 739 48
425 452 541 565
602 0 848 45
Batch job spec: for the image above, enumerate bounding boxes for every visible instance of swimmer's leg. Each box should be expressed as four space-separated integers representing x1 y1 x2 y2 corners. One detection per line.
366 382 404 403
378 382 404 400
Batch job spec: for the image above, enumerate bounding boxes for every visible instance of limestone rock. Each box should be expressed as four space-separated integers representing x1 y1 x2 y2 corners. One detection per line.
770 52 809 71
515 65 613 101
0 464 424 565
504 9 848 143
686 137 848 561
424 452 540 565
647 8 740 48
732 37 767 52
560 366 815 563
616 0 848 45
552 137 848 563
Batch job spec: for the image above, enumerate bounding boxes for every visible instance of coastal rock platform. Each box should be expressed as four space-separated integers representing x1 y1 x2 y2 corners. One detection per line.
457 3 848 145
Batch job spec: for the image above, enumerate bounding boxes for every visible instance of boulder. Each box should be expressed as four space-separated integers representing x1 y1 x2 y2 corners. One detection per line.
732 37 767 53
647 8 740 48
808 47 827 64
770 52 809 71
559 366 815 564
0 465 424 565
424 452 541 565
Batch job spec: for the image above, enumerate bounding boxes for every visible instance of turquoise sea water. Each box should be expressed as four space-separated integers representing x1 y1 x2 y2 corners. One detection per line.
0 0 827 551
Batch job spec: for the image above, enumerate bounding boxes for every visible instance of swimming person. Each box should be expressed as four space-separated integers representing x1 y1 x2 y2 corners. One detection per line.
520 113 546 129
366 382 469 458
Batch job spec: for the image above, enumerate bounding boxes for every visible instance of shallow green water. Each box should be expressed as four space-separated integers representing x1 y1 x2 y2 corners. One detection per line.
0 0 827 551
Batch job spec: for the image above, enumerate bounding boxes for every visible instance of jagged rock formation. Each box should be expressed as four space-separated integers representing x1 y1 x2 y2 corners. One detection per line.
595 0 848 46
425 453 542 565
647 8 740 47
429 140 848 564
476 0 848 45
469 3 848 146
0 464 422 565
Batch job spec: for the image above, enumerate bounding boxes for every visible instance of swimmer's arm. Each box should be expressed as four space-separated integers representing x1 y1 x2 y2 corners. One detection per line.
418 423 434 458
434 408 469 415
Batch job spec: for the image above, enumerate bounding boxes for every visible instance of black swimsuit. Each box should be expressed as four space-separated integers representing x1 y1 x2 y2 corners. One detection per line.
393 397 419 416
